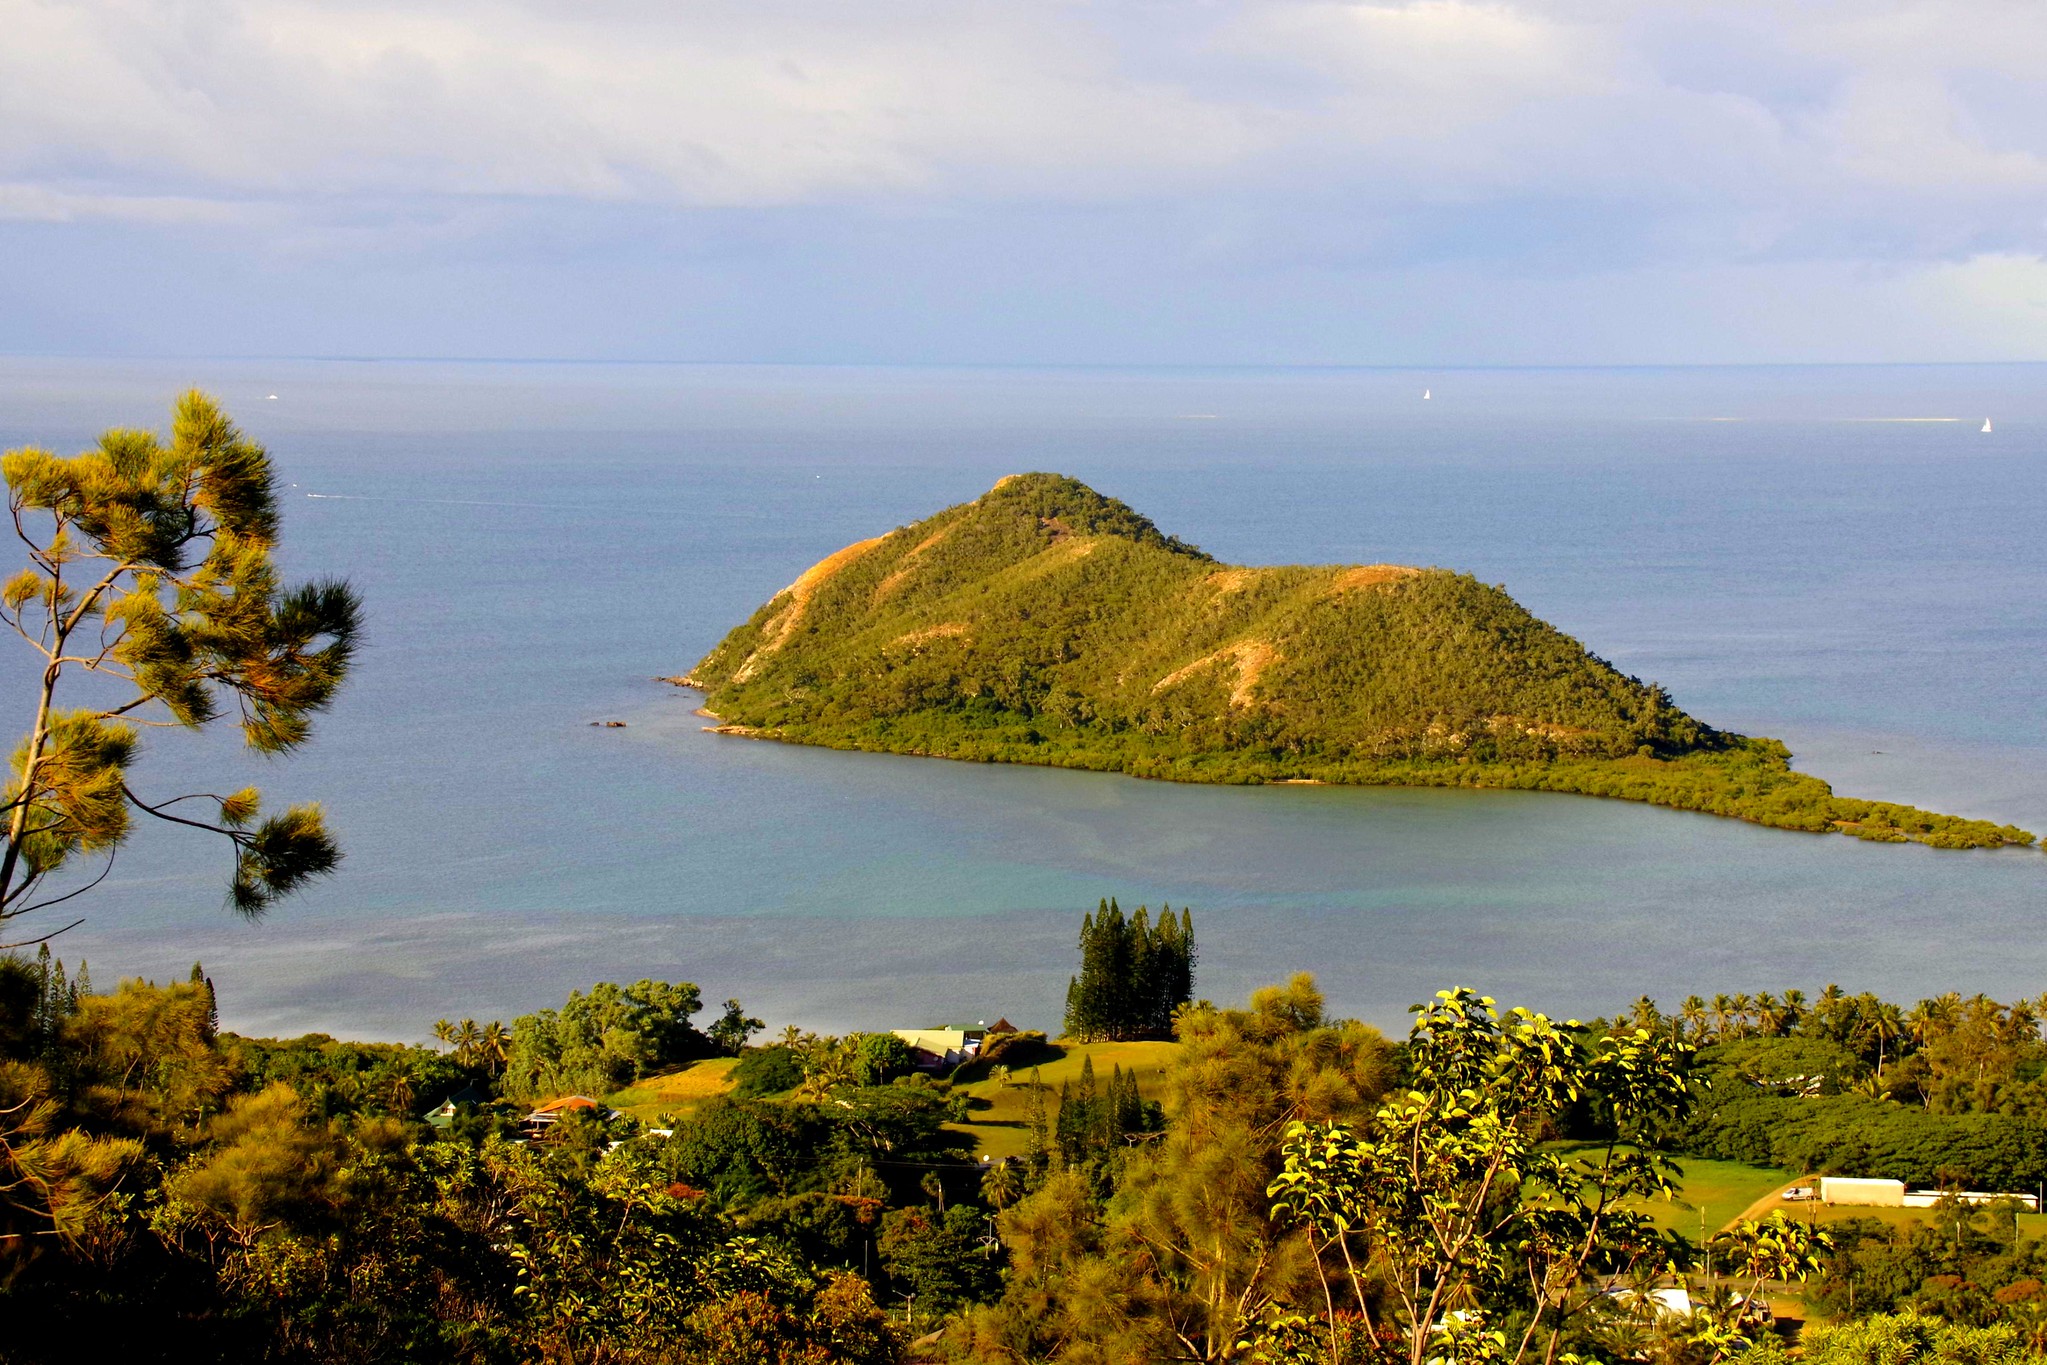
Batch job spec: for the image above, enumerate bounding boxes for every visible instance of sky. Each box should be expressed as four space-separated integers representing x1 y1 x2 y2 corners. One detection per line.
2 0 2044 365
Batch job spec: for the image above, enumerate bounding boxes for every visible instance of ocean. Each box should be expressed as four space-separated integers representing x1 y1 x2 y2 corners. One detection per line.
1 357 2042 1041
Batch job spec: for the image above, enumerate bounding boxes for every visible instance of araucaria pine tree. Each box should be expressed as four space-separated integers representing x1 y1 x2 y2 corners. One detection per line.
1063 897 1196 1041
0 393 360 945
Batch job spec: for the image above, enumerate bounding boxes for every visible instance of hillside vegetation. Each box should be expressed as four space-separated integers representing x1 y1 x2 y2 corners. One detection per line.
688 473 2034 849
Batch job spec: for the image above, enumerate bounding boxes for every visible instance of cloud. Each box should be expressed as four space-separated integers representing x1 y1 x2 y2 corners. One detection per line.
0 0 1265 206
2 0 2044 360
0 182 261 225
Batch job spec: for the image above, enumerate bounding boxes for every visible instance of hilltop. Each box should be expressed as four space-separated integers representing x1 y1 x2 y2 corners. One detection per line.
686 474 2034 849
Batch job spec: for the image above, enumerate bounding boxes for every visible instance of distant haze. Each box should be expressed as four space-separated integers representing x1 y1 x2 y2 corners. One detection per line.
2 1 2044 365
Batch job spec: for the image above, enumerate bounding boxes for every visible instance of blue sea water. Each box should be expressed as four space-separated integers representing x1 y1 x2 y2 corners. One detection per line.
0 358 2043 1040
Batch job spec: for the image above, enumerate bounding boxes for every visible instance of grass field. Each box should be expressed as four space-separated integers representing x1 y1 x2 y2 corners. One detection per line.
1550 1144 1796 1238
1650 1155 1802 1237
606 1058 740 1124
948 1039 1180 1159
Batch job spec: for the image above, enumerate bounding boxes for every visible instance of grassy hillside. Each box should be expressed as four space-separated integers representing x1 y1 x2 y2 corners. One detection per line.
688 473 2034 849
605 1057 740 1124
948 1039 1179 1160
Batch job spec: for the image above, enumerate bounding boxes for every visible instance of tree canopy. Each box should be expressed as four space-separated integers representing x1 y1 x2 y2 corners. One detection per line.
0 392 360 943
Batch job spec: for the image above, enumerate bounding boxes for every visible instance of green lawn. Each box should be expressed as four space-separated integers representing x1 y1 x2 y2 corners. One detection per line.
949 1039 1180 1160
1550 1144 1796 1238
606 1058 740 1124
1650 1155 1801 1237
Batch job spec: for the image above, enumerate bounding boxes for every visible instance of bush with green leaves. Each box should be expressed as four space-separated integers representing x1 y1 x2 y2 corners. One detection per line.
503 979 718 1101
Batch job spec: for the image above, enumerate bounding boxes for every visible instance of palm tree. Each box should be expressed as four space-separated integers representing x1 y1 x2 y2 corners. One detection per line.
1710 994 1734 1042
478 1021 511 1077
433 1018 457 1050
921 1170 946 1215
1731 993 1756 1039
797 1038 861 1099
980 1159 1022 1211
1816 984 1848 1040
1754 992 1785 1037
1868 1002 1904 1083
454 1018 484 1068
1679 996 1708 1042
1781 989 1808 1034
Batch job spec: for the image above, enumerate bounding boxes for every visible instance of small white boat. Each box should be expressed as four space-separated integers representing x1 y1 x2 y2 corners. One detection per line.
1982 418 1992 433
1422 388 1431 400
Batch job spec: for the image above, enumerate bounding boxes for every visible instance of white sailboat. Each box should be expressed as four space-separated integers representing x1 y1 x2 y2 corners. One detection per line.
1982 418 1993 433
1422 388 1431 400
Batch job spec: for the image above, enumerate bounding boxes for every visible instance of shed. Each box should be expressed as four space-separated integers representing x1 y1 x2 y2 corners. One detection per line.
1820 1177 1906 1207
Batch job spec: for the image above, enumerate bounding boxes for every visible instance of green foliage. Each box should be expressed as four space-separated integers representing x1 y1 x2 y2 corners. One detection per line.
691 473 2033 849
1062 897 1194 1042
666 1096 829 1203
3 967 905 1365
877 1204 1000 1319
504 978 715 1101
662 1085 970 1209
708 997 766 1056
1 392 361 939
1803 1209 2047 1329
1797 1311 2042 1365
1263 987 1698 1365
226 1032 466 1120
1682 1092 2047 1189
734 1044 808 1098
1052 1057 1157 1174
853 1032 915 1086
959 973 1395 1362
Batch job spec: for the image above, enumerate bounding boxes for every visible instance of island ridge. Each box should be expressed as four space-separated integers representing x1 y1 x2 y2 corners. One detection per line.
687 474 2034 850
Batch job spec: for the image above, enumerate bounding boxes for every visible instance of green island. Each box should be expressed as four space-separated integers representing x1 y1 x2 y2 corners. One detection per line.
687 473 2036 850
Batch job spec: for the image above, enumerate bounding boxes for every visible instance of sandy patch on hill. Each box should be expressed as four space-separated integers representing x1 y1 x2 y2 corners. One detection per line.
1152 640 1278 708
733 535 885 681
874 523 956 603
1327 564 1419 593
1203 567 1268 596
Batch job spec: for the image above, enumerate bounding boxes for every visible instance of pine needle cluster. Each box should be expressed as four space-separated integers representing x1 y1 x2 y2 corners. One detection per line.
0 392 360 942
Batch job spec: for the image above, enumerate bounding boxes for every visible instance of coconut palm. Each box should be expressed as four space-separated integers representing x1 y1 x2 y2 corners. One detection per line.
1867 1001 1904 1082
478 1021 511 1076
796 1037 861 1099
1781 989 1808 1033
1815 984 1849 1040
1679 996 1708 1041
980 1159 1022 1211
454 1018 484 1068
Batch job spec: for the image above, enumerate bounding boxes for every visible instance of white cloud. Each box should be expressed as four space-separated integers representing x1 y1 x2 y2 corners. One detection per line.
2 0 2042 239
0 1 1265 205
2 0 2045 360
0 182 259 224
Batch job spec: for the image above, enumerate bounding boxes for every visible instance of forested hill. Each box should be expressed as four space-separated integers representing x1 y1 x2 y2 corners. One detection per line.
687 473 2034 850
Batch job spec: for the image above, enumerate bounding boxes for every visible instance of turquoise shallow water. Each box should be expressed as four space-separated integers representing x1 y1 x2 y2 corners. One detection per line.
0 358 2042 1039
